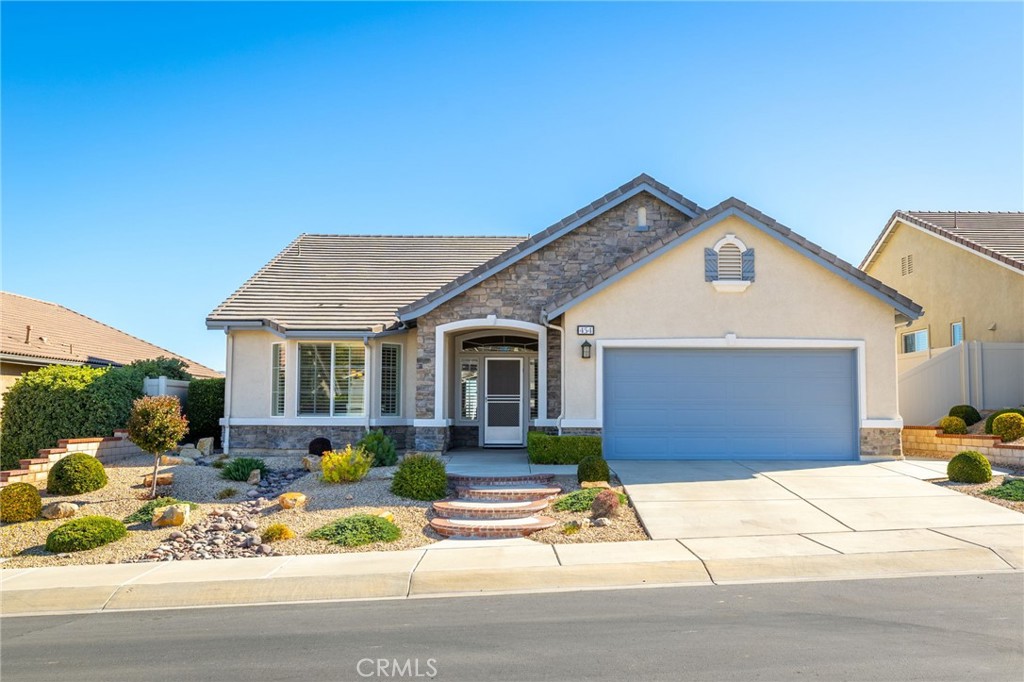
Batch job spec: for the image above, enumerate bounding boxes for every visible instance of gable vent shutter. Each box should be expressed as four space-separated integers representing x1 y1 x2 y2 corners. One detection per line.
741 248 755 281
717 244 743 280
704 248 718 282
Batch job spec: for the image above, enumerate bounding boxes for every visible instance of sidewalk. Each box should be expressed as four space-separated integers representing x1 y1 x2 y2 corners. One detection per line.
3 526 1020 616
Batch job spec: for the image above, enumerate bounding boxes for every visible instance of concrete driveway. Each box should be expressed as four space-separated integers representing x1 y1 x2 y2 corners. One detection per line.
611 458 1023 566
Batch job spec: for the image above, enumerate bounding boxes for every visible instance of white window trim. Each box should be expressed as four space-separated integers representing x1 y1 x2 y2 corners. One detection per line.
295 341 368 418
950 321 964 346
568 336 876 429
455 355 481 425
901 328 929 354
711 233 752 292
270 342 286 416
379 342 402 418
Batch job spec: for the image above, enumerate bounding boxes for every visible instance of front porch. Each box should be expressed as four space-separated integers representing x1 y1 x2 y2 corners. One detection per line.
445 448 576 477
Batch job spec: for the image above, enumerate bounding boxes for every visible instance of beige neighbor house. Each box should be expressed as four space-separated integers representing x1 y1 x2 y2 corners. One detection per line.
860 211 1024 423
208 175 922 461
1 292 221 405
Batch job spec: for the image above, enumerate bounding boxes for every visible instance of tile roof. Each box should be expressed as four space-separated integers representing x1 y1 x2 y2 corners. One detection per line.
395 174 703 320
880 211 1024 271
1 292 221 378
544 197 923 320
206 234 526 331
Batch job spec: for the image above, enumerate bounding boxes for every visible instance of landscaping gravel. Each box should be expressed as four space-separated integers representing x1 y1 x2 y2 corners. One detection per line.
529 476 648 545
937 473 1024 514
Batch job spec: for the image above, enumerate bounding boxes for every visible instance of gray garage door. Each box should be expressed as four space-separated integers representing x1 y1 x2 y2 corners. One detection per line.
603 348 858 460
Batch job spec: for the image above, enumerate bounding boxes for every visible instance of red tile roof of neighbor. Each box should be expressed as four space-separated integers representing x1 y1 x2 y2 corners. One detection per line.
1 292 222 378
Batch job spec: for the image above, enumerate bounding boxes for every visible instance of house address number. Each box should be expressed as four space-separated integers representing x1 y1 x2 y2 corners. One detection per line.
577 325 595 336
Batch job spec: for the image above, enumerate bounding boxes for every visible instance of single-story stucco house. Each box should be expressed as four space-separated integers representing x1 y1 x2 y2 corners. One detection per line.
207 174 922 461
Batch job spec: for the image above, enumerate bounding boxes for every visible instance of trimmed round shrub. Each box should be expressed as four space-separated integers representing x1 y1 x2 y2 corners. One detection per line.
47 453 108 495
985 409 1024 434
262 523 296 543
45 515 127 553
591 489 621 519
390 454 448 501
947 450 992 484
992 413 1024 443
220 457 268 482
938 416 967 435
308 437 332 456
948 405 982 427
309 514 401 547
554 488 627 512
577 455 610 484
0 482 43 523
358 429 398 467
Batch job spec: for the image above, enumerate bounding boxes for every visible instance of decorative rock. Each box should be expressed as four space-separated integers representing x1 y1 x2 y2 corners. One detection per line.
196 438 215 457
581 481 612 490
242 520 259 532
278 492 307 510
258 544 272 555
301 455 322 472
160 454 195 466
178 447 201 461
593 517 613 527
169 531 186 540
247 469 261 485
152 504 191 528
41 502 78 520
246 490 260 498
143 472 174 487
345 494 354 501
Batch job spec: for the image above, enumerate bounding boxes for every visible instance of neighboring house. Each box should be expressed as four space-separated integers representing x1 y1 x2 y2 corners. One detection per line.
861 211 1024 372
1 292 222 403
208 174 921 461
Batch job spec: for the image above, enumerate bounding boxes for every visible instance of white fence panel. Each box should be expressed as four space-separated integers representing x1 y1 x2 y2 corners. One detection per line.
899 342 1024 425
142 376 190 408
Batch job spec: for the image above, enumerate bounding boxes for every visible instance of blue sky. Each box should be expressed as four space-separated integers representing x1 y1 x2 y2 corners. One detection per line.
3 2 1021 372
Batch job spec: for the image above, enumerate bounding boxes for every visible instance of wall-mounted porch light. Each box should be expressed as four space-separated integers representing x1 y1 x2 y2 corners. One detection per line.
581 340 592 359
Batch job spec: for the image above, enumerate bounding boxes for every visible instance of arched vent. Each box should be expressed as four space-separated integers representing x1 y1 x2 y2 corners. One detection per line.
717 244 743 280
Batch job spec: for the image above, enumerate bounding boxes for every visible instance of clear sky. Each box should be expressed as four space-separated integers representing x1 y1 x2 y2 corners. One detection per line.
3 2 1022 372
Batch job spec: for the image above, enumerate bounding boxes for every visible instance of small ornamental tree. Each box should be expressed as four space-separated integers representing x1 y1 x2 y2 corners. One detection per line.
127 395 189 498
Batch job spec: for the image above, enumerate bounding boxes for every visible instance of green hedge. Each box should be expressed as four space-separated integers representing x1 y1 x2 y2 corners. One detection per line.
527 431 603 465
1 358 192 470
186 378 225 447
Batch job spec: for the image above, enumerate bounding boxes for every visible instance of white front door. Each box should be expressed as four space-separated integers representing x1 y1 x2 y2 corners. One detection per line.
483 357 524 446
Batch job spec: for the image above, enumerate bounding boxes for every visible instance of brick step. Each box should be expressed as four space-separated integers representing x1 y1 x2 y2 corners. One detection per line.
429 516 557 538
432 498 550 520
455 484 562 502
447 472 554 486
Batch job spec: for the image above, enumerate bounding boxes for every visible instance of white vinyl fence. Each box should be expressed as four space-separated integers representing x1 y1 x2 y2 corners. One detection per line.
899 342 1024 425
142 376 190 408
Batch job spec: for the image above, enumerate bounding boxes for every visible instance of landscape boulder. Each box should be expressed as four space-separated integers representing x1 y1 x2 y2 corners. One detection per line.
152 504 191 527
41 502 78 520
196 438 215 457
278 492 307 510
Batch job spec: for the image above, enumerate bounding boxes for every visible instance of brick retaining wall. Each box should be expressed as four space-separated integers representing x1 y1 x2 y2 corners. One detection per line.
902 426 1024 470
0 429 143 488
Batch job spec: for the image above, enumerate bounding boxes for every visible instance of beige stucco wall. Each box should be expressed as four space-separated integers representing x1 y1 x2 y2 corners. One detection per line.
864 220 1024 351
563 214 902 421
226 329 418 420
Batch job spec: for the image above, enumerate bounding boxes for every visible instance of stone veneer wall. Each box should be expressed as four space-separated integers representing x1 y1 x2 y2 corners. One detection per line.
0 430 143 489
412 194 691 450
228 425 413 455
859 428 903 458
902 426 1024 469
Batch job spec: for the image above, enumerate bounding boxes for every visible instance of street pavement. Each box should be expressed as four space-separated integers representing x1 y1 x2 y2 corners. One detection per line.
2 573 1021 681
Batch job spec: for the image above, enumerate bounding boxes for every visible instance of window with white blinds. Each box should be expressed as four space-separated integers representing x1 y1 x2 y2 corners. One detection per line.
298 343 366 416
529 357 538 420
271 343 286 416
717 244 743 280
460 358 479 421
380 344 401 417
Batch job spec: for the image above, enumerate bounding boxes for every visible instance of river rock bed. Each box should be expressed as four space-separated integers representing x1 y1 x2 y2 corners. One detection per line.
133 500 276 562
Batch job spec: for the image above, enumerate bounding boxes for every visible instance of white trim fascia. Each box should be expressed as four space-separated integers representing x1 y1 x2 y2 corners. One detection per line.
398 183 701 323
532 419 559 427
712 233 748 252
434 317 547 423
413 418 451 427
221 417 414 427
710 280 752 293
559 419 602 429
592 336 870 429
861 418 903 428
864 216 1024 276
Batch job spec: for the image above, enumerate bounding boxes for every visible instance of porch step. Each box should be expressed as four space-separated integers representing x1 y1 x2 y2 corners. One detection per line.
432 498 550 520
429 516 557 539
455 484 562 502
447 472 554 487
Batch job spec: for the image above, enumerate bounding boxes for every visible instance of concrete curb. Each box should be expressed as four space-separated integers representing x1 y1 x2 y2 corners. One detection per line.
2 542 1020 616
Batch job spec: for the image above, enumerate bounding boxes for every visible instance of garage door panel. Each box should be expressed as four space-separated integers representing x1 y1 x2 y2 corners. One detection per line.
603 348 857 460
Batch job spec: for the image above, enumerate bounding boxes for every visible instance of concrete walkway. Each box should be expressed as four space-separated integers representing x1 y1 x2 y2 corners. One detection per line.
445 448 577 477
